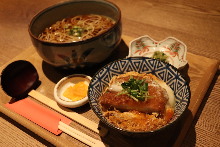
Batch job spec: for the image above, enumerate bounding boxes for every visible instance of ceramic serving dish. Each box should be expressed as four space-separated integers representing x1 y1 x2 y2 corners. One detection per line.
128 35 188 69
88 57 190 137
54 74 91 108
29 0 122 68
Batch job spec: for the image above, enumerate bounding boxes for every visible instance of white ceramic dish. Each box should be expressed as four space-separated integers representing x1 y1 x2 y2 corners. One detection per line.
54 74 91 108
128 35 188 69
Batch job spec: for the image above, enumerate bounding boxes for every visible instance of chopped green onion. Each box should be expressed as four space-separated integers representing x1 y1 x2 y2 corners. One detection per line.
68 26 85 37
119 76 150 101
152 51 168 62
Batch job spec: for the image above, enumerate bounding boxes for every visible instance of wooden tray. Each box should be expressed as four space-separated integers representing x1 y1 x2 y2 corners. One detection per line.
0 35 219 147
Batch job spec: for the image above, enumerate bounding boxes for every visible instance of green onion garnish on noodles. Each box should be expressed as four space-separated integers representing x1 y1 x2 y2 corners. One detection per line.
68 26 84 37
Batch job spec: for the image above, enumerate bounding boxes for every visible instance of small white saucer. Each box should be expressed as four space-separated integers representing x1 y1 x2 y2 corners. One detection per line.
54 74 91 108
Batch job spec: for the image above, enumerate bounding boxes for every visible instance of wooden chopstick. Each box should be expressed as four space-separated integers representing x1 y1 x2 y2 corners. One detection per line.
58 121 105 147
29 90 99 133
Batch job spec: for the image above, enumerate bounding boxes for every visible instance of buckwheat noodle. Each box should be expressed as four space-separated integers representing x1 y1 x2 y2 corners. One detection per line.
38 14 115 43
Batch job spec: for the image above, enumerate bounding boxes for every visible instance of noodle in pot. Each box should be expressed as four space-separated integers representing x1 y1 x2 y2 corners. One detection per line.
38 14 116 43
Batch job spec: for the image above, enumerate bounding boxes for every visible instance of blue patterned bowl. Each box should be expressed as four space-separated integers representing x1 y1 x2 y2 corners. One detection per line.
88 57 190 137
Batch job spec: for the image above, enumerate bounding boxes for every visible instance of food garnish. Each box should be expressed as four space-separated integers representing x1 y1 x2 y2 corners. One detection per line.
118 76 150 101
152 51 168 62
67 26 85 37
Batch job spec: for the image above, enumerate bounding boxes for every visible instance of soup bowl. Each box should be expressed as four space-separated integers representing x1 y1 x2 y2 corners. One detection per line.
88 57 190 137
29 0 122 68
